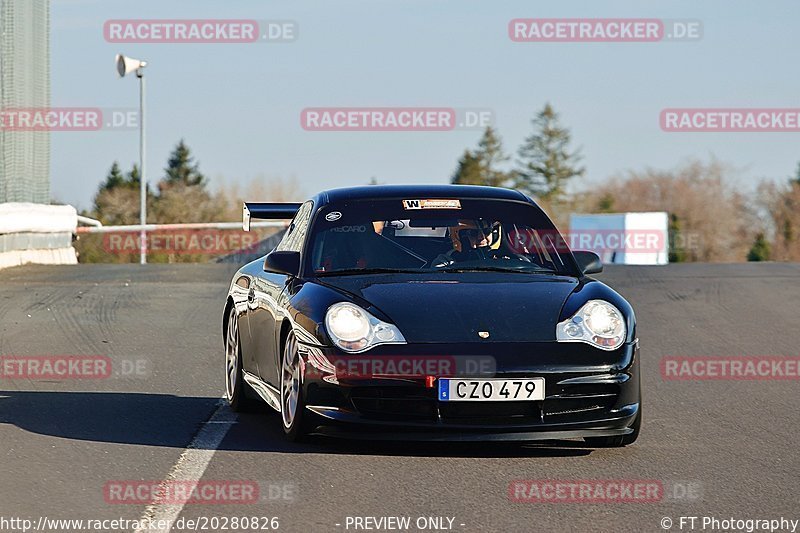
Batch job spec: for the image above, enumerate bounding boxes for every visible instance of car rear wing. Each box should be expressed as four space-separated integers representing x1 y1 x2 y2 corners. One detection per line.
242 202 302 231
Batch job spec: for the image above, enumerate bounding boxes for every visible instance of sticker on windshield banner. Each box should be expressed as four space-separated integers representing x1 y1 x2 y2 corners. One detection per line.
402 199 461 210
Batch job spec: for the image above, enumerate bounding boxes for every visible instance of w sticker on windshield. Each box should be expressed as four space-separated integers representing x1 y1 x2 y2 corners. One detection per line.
403 199 461 210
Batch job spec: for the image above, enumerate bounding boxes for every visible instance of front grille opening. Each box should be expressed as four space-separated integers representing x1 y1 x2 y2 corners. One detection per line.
544 383 619 420
350 386 437 421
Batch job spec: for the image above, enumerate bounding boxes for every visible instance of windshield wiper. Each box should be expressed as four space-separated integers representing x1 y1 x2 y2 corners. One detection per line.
316 267 420 277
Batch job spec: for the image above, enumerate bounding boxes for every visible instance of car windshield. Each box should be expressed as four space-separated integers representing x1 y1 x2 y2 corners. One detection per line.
307 198 577 276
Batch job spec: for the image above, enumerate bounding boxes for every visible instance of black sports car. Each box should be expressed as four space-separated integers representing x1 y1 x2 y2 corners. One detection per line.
223 185 640 446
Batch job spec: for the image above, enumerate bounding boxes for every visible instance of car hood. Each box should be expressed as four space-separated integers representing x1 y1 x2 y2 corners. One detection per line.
316 273 578 343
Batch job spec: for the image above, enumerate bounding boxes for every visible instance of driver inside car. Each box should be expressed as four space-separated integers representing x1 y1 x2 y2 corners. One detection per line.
431 220 501 267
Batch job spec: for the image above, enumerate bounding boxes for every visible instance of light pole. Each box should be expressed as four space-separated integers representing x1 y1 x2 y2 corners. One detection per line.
115 53 148 264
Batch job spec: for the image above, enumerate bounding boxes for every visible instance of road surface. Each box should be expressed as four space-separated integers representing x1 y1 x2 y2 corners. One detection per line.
0 263 798 532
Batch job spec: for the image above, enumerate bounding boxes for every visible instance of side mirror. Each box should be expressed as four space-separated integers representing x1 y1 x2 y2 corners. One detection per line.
263 250 300 277
573 250 603 275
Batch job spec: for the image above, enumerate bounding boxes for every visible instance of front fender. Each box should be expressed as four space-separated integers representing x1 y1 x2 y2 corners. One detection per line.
559 278 637 344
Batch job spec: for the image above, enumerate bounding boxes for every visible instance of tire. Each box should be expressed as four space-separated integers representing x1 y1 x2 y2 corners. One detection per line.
584 408 641 448
224 305 258 412
280 330 309 441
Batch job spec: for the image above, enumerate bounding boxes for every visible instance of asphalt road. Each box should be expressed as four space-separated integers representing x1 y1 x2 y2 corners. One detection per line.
1 263 798 533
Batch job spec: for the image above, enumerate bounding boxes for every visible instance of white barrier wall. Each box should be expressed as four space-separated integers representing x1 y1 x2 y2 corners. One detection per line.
0 203 78 269
569 212 669 265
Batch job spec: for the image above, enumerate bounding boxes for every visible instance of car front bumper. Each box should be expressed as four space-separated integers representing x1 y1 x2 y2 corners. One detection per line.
298 340 641 442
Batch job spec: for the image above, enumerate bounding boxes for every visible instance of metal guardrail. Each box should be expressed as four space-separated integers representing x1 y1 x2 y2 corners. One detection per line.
75 221 287 234
76 215 103 227
1 208 288 267
74 221 288 263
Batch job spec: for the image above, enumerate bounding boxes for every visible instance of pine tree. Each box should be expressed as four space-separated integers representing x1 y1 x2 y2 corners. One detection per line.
91 165 141 226
93 162 137 217
100 162 126 191
163 140 205 188
153 141 216 224
451 127 511 187
451 150 484 185
747 233 771 261
515 103 584 201
476 127 511 187
127 164 140 188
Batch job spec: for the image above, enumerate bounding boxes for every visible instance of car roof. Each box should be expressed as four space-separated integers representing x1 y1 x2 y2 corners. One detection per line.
314 184 532 206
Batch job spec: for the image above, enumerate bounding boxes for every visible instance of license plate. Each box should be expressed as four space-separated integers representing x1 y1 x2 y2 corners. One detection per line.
438 378 545 402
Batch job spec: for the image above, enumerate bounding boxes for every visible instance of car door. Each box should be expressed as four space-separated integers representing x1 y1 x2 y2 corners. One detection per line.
249 200 313 388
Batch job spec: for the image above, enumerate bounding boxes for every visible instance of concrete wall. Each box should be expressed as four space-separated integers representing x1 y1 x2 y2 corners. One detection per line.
0 202 77 268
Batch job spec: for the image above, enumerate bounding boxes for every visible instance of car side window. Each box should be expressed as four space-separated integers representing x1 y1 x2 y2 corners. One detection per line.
276 200 313 253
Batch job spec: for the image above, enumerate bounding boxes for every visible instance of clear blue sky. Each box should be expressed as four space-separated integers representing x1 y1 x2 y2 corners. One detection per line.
51 0 800 210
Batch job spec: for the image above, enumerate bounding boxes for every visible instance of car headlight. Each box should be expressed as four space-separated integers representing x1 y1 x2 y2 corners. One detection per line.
324 302 406 353
556 300 626 351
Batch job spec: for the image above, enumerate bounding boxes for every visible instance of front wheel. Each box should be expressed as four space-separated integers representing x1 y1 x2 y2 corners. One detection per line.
225 306 257 412
280 330 308 441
